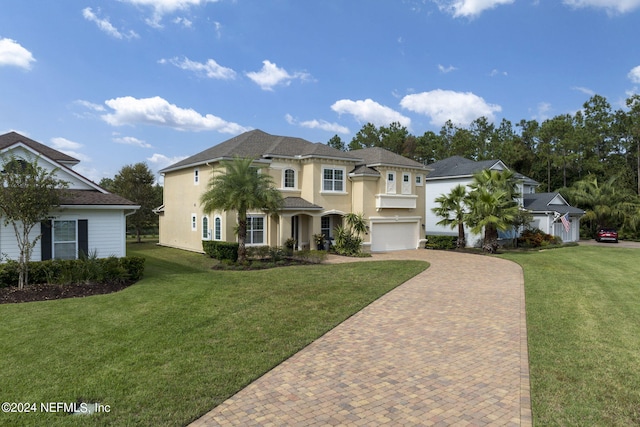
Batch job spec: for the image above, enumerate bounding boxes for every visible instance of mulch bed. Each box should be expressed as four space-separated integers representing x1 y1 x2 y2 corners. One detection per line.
0 282 133 304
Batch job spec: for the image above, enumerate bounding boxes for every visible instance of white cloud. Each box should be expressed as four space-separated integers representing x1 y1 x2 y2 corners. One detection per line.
101 96 249 134
438 64 457 73
113 135 153 148
285 114 350 134
0 38 35 70
120 0 219 28
400 89 501 127
572 86 596 96
246 60 312 91
532 102 552 121
147 153 188 174
82 8 139 39
50 137 91 162
434 0 515 18
563 0 640 13
74 100 106 112
489 68 508 77
331 99 412 128
173 16 193 27
628 65 640 84
160 56 236 79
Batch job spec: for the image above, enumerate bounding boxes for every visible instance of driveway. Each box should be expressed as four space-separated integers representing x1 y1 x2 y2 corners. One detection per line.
190 249 531 426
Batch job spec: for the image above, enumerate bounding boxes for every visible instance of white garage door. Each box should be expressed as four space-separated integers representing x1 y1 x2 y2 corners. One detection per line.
370 221 419 252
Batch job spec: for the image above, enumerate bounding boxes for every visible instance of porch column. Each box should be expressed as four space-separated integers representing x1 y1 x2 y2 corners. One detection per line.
279 214 292 248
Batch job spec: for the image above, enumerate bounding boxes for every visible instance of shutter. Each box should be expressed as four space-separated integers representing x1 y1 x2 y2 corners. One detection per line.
78 220 88 258
41 220 52 261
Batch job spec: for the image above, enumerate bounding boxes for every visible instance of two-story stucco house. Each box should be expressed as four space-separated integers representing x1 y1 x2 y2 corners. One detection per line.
0 132 139 261
424 155 584 246
157 130 430 253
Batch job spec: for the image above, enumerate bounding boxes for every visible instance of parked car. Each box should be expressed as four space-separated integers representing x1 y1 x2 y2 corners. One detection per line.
596 228 618 243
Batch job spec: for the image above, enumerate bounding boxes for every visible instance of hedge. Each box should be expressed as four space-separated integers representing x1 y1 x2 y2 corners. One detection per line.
425 235 457 250
0 256 146 288
202 241 239 262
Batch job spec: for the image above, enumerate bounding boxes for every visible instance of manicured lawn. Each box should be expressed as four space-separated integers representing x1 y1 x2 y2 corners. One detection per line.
0 243 427 426
500 245 640 426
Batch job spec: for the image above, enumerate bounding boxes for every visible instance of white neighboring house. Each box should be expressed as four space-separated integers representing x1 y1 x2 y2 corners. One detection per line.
425 156 584 246
0 132 139 261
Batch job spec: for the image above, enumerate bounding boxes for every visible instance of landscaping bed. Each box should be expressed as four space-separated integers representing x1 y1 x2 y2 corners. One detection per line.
0 281 133 304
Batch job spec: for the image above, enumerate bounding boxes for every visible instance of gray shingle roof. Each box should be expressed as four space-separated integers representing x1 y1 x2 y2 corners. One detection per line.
523 192 585 215
0 132 79 164
282 197 323 211
161 130 361 172
426 156 502 178
350 147 430 170
59 189 139 206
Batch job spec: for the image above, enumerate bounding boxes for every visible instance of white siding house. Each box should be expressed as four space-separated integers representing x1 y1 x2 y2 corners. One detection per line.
0 132 139 261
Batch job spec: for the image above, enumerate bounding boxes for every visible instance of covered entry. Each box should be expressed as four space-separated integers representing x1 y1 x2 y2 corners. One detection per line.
369 219 420 252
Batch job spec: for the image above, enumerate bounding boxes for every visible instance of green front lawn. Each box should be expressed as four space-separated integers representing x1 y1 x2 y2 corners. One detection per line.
500 246 640 426
0 243 428 426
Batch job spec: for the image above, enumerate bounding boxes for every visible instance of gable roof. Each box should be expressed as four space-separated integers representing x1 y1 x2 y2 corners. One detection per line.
425 156 505 179
59 189 139 207
0 132 79 166
350 147 430 171
160 130 361 173
523 192 585 215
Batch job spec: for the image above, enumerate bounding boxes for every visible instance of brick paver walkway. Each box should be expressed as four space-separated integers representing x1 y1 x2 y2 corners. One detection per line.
190 250 531 426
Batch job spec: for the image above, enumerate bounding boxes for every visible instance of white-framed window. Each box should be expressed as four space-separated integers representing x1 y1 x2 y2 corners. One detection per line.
191 214 197 231
194 168 200 185
402 172 411 194
386 171 396 194
321 216 333 239
247 215 265 245
214 216 222 240
284 168 296 189
202 216 210 240
53 220 77 260
322 167 345 192
415 174 423 186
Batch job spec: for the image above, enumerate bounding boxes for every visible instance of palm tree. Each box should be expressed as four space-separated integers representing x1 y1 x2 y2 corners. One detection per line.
431 184 468 248
200 157 283 263
465 169 520 252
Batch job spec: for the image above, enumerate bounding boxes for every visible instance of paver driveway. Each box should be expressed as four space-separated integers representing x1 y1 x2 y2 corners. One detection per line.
190 249 531 426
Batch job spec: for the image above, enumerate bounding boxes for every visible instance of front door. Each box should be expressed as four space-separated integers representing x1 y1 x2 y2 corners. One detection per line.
291 215 299 248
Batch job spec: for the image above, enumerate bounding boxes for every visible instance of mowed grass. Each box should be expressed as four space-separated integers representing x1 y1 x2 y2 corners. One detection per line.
0 243 428 426
500 245 640 426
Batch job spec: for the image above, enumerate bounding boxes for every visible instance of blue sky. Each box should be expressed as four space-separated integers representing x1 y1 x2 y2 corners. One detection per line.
1 0 639 183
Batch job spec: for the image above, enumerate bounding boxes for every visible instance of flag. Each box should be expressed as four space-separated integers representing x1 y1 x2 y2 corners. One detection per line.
560 213 570 233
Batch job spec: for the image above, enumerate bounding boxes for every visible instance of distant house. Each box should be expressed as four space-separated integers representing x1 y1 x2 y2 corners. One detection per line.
157 129 431 253
0 132 139 261
424 156 584 245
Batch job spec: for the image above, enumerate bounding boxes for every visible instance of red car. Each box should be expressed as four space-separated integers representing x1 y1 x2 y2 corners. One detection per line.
596 228 618 243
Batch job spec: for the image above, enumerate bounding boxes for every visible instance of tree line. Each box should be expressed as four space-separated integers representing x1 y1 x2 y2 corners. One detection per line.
328 94 640 239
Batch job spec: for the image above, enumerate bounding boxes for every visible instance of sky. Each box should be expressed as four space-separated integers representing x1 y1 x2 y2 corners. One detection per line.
1 0 639 184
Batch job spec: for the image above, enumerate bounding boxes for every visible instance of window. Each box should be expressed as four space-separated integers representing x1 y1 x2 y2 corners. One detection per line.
386 172 396 194
247 216 264 245
284 168 296 189
202 216 210 240
214 217 222 240
415 175 423 186
191 214 197 231
53 220 76 260
321 216 332 239
402 173 411 194
323 168 344 192
194 168 199 184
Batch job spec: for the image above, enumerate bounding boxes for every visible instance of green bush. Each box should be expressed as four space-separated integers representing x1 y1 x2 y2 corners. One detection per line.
333 225 363 256
0 256 146 288
202 241 239 262
425 235 457 250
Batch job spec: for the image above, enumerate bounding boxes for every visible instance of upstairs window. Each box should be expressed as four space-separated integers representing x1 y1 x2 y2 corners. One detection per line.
284 168 296 189
323 168 344 192
194 168 200 184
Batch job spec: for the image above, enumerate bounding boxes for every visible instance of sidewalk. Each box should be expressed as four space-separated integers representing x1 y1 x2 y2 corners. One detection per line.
190 250 531 426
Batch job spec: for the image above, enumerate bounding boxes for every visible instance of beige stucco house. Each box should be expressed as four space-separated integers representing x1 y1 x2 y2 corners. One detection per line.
157 130 430 253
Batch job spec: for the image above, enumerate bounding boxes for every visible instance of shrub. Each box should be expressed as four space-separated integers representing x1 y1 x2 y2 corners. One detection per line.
518 229 559 248
202 241 239 262
425 235 457 250
0 256 146 288
333 225 363 256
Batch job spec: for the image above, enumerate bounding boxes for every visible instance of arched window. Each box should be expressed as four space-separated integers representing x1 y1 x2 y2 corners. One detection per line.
214 217 222 240
202 216 209 239
284 169 295 188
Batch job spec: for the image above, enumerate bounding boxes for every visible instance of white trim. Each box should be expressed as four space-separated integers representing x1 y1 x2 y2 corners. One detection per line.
386 171 396 194
322 166 346 193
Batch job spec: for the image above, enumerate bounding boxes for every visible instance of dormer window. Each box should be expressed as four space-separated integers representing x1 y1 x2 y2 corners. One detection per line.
284 168 296 189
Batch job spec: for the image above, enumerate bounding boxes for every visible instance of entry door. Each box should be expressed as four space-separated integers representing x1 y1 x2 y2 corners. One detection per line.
291 215 299 247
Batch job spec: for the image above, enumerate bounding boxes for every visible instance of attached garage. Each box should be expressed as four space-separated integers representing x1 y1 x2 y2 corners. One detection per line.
369 219 420 252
